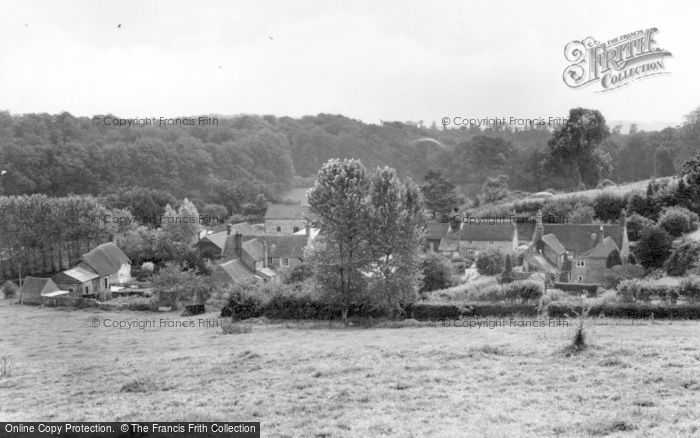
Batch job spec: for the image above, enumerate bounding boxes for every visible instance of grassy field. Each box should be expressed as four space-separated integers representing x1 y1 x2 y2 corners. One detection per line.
1 301 699 437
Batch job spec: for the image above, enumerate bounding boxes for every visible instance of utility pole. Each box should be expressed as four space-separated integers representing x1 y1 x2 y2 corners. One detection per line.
18 263 22 304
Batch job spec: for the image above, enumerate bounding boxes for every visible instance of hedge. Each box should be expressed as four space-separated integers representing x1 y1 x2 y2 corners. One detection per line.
553 282 599 293
405 302 700 319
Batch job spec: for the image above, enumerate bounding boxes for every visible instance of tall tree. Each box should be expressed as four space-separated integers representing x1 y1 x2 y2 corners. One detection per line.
544 108 609 190
308 159 372 324
420 170 459 215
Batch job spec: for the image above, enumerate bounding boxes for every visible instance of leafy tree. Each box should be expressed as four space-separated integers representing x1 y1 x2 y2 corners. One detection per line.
501 254 514 283
654 147 675 177
151 263 210 309
420 252 454 293
544 108 609 190
421 170 459 214
593 193 626 221
569 203 595 223
657 206 699 237
664 240 700 276
200 204 228 226
634 225 673 269
475 248 506 276
308 159 372 324
605 249 622 268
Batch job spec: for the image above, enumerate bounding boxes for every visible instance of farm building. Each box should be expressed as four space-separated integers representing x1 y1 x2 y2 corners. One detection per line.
52 264 105 297
19 277 63 304
80 242 131 285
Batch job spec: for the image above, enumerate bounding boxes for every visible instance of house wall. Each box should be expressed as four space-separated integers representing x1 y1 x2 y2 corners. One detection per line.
571 258 607 285
115 263 131 284
266 257 302 269
54 280 91 297
265 219 306 234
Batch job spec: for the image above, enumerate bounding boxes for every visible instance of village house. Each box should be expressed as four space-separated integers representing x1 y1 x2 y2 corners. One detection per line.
264 204 316 234
51 242 131 297
207 225 311 292
194 222 268 260
521 210 629 285
52 264 106 297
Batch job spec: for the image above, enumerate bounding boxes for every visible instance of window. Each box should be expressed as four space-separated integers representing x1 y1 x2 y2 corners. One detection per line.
283 257 289 267
577 276 583 283
84 286 89 294
104 278 108 289
576 260 585 267
293 227 299 233
467 250 474 255
276 226 282 232
268 257 273 266
488 241 494 244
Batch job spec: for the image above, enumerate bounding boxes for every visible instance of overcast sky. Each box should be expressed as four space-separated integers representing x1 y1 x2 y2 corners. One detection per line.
0 0 697 128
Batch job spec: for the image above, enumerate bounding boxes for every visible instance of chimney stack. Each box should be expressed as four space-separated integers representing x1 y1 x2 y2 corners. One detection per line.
226 224 232 236
305 222 310 238
234 232 242 258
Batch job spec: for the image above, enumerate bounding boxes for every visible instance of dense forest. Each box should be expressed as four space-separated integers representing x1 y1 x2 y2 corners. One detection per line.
0 108 699 212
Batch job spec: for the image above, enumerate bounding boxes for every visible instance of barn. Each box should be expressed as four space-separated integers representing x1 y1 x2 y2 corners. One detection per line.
19 277 61 304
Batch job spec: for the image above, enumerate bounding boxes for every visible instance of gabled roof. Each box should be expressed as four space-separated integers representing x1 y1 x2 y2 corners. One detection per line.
81 242 130 276
460 223 514 242
542 224 623 256
242 239 265 261
214 259 255 283
438 237 460 252
526 254 560 275
265 204 311 220
426 222 449 241
53 264 100 284
541 234 567 255
580 236 619 259
21 277 60 297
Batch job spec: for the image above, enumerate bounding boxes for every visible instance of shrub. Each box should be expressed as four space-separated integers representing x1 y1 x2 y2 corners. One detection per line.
500 255 514 283
616 278 663 303
626 213 655 241
2 281 18 299
657 206 699 237
420 252 454 293
504 280 543 303
678 275 700 304
635 225 673 269
603 264 645 289
150 263 210 310
664 240 700 276
593 193 626 221
283 263 314 284
475 248 506 276
221 284 266 319
568 203 596 224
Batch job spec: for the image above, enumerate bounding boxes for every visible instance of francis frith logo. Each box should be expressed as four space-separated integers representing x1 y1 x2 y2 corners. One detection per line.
563 28 672 92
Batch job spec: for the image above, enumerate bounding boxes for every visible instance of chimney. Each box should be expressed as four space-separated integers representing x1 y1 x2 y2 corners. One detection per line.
226 224 232 235
532 209 544 244
234 232 242 258
263 241 268 268
305 222 310 238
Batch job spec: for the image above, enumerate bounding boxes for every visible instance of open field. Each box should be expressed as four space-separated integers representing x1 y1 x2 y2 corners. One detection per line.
1 301 699 437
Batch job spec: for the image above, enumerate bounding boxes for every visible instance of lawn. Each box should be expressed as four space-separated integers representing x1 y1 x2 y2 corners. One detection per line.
1 301 699 437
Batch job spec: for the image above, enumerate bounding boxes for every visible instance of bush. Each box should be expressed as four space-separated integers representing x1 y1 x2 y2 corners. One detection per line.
678 275 700 304
657 206 699 237
664 240 700 276
283 263 314 284
150 263 210 310
635 225 673 269
616 278 666 303
626 213 655 241
2 281 18 299
221 284 265 319
568 203 596 224
503 280 543 303
603 264 645 289
593 193 626 221
475 248 506 276
420 252 454 292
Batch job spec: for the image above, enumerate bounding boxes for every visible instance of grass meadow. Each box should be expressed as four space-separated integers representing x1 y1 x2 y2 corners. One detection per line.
0 301 699 437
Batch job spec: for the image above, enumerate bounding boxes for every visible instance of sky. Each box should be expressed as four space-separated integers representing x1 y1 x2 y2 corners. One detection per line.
0 0 697 129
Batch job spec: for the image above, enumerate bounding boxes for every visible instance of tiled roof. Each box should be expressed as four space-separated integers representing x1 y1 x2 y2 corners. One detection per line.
580 236 619 259
242 239 264 261
460 223 514 242
542 224 623 256
21 277 59 297
426 222 449 241
81 242 130 276
542 234 567 255
215 259 255 283
53 264 100 284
